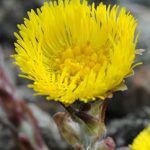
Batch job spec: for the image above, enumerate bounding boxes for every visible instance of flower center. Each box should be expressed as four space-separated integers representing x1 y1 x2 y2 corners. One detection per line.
55 43 109 79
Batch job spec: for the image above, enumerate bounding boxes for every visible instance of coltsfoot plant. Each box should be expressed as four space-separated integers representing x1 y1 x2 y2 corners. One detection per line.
12 0 142 149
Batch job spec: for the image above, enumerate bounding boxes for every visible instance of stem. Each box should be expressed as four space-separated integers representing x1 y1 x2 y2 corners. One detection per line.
101 99 109 123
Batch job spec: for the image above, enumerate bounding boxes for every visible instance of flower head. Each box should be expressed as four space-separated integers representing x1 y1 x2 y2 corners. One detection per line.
13 0 138 105
130 125 150 150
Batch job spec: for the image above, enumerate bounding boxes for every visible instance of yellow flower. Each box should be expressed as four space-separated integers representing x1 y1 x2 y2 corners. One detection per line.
130 125 150 150
13 0 138 105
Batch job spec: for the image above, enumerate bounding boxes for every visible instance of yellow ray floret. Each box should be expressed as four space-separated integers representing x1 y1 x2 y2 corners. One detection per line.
130 125 150 150
13 0 138 105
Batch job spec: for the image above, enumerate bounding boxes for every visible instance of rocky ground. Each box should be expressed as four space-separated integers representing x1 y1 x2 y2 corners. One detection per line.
0 0 150 149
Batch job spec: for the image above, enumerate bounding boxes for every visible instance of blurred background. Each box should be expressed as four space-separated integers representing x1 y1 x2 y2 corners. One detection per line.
0 0 150 149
